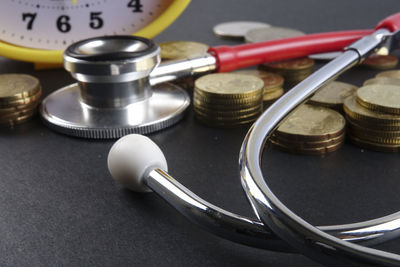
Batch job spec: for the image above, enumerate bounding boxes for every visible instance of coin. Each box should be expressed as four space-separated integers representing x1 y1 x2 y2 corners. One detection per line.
159 41 209 60
193 97 262 111
0 100 39 115
361 54 398 69
376 70 400 79
213 21 271 39
193 91 262 106
309 52 342 61
194 73 264 98
345 115 400 131
347 134 400 153
194 100 262 114
194 73 264 127
308 81 357 109
363 77 400 86
263 87 284 102
0 89 42 108
234 69 284 92
260 57 314 83
244 26 304 43
343 95 400 125
356 84 400 115
347 118 400 138
195 114 258 127
270 138 344 155
275 104 346 141
0 74 41 102
271 132 345 149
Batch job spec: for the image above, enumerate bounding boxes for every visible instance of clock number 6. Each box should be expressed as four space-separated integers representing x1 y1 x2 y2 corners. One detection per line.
57 15 71 33
22 13 37 30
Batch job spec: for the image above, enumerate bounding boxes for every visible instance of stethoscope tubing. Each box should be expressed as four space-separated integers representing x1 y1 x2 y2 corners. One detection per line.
239 28 400 266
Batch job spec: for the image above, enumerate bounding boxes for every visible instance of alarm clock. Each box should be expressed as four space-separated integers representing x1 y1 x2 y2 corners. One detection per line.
0 0 190 64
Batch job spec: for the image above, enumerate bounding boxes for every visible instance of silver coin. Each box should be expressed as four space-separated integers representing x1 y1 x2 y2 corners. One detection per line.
244 26 304 43
213 21 271 39
309 52 342 61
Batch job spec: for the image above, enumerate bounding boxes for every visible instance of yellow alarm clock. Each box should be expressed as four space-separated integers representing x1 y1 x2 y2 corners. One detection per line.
0 0 190 64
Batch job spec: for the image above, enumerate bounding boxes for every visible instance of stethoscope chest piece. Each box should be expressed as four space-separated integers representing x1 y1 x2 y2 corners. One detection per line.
40 36 190 139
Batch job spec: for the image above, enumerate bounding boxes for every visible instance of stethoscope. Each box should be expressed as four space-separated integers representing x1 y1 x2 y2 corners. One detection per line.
43 13 400 266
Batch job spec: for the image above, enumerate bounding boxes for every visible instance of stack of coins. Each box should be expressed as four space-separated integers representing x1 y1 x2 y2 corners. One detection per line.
193 73 264 127
360 54 398 70
0 74 42 126
270 104 346 155
260 57 314 84
234 69 284 106
308 81 358 112
344 84 400 152
159 41 209 90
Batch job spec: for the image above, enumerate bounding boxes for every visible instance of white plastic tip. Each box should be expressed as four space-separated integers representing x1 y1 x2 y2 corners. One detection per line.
107 134 168 192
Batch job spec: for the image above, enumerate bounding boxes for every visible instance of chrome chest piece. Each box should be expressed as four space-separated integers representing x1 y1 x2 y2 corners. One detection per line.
40 36 190 139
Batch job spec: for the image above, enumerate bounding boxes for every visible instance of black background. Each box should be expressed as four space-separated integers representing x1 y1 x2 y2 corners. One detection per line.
1 0 400 266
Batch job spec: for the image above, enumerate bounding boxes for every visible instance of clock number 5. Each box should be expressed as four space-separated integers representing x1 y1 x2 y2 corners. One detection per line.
22 13 37 30
90 12 104 29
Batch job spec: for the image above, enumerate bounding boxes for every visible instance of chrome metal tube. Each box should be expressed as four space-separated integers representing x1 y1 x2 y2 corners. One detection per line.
240 29 400 265
145 169 400 253
149 54 217 85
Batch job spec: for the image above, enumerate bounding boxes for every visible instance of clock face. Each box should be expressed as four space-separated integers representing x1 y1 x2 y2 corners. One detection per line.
0 0 173 50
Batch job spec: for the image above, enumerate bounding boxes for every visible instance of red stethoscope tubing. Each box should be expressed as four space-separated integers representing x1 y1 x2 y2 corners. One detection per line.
209 12 400 72
209 30 372 72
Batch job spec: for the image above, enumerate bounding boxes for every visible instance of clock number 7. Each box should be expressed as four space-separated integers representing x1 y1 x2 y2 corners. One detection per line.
22 13 37 30
127 0 143 12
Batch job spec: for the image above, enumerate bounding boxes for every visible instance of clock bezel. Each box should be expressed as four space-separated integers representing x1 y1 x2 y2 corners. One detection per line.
0 0 190 64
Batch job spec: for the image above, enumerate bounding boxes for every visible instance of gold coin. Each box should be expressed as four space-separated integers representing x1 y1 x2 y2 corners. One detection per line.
193 89 263 103
347 118 400 138
194 107 262 120
0 100 39 115
234 69 284 91
348 128 400 145
270 138 343 155
0 74 41 102
261 57 314 72
159 41 209 60
0 109 36 125
0 104 38 119
361 54 398 69
308 81 358 108
347 134 400 153
356 84 400 115
271 132 345 149
343 95 400 125
345 115 400 131
363 77 400 86
194 73 264 98
0 89 42 108
193 94 262 110
195 113 258 127
275 104 346 141
263 87 284 101
376 70 400 79
193 96 262 111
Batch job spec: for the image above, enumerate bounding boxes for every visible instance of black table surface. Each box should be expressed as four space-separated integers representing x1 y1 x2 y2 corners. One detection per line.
1 0 400 266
